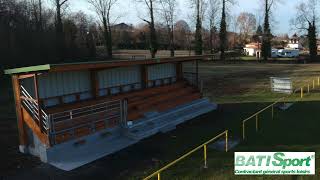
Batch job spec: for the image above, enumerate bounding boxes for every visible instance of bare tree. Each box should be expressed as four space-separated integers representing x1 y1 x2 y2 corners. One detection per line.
136 0 158 58
30 0 43 31
87 0 118 58
174 20 192 51
237 12 256 45
291 0 318 60
52 0 70 60
160 0 177 57
207 0 220 54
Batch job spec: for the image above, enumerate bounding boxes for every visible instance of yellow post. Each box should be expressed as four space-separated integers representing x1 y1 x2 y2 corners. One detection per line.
225 131 228 152
203 144 207 168
313 80 315 89
157 173 161 180
301 87 303 98
256 115 258 132
308 84 310 93
242 122 245 140
271 105 274 120
318 77 320 86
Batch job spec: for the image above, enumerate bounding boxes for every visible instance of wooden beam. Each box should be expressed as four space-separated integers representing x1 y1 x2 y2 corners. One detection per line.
12 75 28 146
49 55 209 73
141 65 148 89
90 70 99 99
22 107 49 146
18 74 35 80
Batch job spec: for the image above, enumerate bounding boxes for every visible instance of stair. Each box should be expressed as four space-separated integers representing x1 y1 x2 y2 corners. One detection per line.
125 98 217 140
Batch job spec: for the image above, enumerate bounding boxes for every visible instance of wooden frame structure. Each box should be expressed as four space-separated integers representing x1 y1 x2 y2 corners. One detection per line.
5 55 209 155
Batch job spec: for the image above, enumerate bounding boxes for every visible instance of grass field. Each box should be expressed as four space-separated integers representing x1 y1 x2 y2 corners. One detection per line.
2 62 320 180
240 56 299 61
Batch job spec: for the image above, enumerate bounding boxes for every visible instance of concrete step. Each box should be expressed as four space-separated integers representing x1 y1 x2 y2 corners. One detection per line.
125 98 217 141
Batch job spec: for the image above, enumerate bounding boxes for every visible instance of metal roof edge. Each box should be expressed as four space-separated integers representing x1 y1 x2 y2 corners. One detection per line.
4 64 51 75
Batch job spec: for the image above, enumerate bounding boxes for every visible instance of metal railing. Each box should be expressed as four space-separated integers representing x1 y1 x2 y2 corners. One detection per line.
183 72 203 93
21 85 129 145
143 130 228 180
49 99 127 145
20 85 49 132
144 76 320 179
242 76 320 140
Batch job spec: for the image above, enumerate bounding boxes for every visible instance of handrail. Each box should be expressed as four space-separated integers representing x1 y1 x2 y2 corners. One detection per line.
144 76 320 179
143 130 228 180
242 97 285 123
53 106 121 124
20 85 49 131
50 99 121 118
49 98 126 145
51 103 120 120
242 76 320 140
52 114 121 135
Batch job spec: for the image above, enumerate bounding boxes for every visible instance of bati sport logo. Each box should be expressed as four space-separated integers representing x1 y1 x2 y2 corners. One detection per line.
234 152 315 175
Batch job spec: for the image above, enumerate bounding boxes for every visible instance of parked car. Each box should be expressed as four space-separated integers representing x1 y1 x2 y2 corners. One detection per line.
277 49 299 58
271 49 278 58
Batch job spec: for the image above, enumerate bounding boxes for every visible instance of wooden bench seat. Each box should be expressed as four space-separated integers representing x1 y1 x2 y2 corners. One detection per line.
135 87 195 110
127 85 201 121
128 83 189 109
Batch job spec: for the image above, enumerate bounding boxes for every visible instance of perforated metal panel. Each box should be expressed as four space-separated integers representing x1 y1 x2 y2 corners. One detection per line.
98 66 141 89
148 63 176 80
37 71 91 99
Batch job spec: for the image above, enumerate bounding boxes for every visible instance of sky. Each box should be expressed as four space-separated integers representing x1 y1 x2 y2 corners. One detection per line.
66 0 302 35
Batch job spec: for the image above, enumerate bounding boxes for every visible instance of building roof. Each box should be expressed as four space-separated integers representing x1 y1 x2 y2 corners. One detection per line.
244 43 261 49
4 55 210 75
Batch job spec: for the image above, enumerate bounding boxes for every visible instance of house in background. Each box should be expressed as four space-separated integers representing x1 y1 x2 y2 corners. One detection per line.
287 33 303 50
243 43 261 58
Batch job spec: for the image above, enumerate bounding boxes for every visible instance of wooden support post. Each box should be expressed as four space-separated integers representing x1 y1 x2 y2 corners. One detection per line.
90 70 99 99
141 65 148 89
301 87 303 98
318 77 320 86
176 62 183 81
308 84 310 93
12 75 28 150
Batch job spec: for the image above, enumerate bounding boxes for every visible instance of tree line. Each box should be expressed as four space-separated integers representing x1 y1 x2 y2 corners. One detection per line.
0 0 319 69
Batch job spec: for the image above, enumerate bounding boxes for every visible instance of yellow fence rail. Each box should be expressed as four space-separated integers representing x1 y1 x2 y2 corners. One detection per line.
242 76 320 140
143 130 228 180
144 76 320 180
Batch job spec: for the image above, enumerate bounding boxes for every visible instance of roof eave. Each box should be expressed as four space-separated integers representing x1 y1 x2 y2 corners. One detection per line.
4 64 51 75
